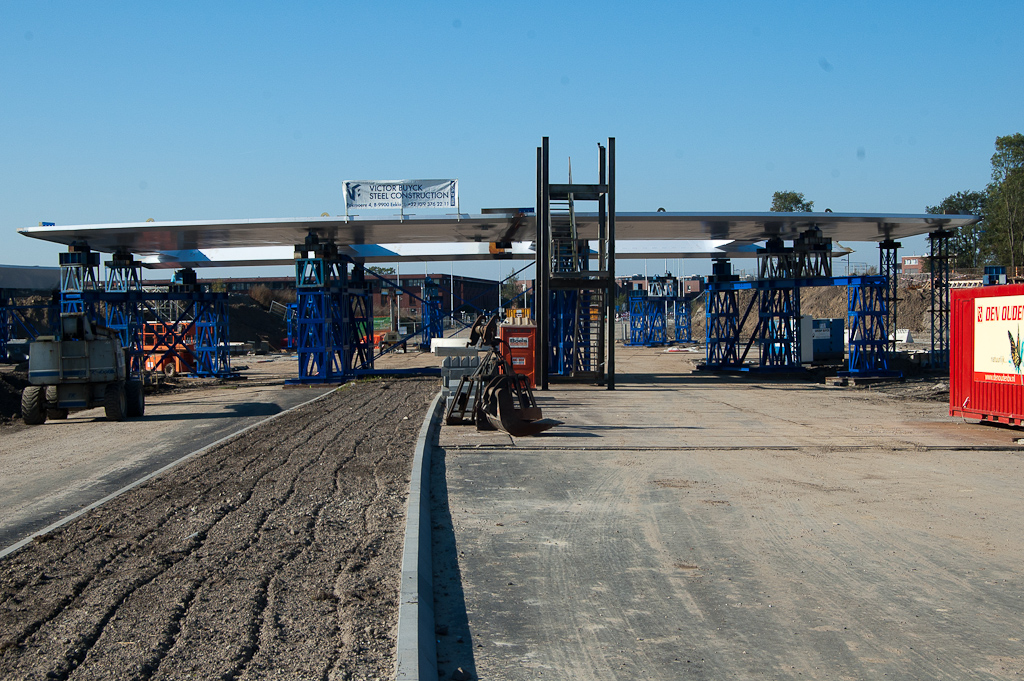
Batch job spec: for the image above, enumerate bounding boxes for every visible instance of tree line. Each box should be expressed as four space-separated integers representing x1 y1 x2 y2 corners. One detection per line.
926 133 1024 271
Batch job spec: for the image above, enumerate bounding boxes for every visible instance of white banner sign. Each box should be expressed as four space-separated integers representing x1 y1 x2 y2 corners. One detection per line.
344 179 458 212
973 293 1024 384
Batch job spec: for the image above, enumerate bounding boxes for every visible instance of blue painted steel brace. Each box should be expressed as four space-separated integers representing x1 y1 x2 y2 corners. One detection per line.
704 271 897 377
843 276 897 376
420 277 444 349
625 290 667 346
292 235 374 384
104 251 144 378
673 294 695 343
757 286 800 370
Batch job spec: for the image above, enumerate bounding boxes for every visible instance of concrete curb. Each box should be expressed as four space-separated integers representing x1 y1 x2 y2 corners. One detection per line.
395 391 444 681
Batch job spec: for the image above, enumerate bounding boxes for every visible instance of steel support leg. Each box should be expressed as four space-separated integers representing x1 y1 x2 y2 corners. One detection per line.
758 286 799 369
929 230 953 369
705 288 741 368
845 277 894 376
105 250 144 378
674 296 693 343
879 239 901 354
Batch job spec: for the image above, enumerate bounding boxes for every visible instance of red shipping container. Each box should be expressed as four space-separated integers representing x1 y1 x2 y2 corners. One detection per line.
499 324 537 388
950 283 1024 425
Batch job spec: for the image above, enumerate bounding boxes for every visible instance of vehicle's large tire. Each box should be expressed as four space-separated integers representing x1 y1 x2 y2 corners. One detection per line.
104 382 127 422
45 386 68 420
125 379 145 417
21 386 46 425
163 363 177 379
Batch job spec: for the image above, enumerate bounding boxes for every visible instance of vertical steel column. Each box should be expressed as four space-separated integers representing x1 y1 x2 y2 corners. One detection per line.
929 230 953 369
537 139 550 390
607 137 616 390
879 239 901 354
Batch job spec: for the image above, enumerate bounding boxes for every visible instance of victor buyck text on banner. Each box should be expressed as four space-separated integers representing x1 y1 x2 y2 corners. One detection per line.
343 179 458 212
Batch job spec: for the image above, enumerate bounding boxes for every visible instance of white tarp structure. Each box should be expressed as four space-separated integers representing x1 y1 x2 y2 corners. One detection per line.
343 179 458 213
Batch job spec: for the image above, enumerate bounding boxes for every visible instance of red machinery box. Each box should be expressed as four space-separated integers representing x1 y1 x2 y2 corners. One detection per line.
499 324 536 388
950 283 1024 425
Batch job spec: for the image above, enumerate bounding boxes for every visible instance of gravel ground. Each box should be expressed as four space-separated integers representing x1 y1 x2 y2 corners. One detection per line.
0 376 437 680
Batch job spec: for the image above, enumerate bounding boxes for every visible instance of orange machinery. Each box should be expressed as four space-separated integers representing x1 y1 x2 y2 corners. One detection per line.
142 321 196 377
498 323 537 388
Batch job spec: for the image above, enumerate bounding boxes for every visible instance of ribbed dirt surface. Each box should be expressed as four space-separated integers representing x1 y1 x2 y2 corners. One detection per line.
0 377 437 681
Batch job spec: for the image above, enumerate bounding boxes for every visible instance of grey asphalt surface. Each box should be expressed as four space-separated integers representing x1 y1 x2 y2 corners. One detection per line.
433 349 1024 680
0 374 333 551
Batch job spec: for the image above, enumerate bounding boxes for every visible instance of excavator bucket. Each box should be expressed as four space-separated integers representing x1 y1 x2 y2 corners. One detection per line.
481 375 561 437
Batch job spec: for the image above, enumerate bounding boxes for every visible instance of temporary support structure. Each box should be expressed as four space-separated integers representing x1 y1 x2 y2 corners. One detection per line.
292 233 374 383
626 276 675 347
844 276 894 376
104 249 144 377
673 294 696 343
54 244 233 378
625 290 665 346
758 286 800 369
929 229 954 369
59 242 99 318
420 276 444 349
879 239 901 353
535 137 616 390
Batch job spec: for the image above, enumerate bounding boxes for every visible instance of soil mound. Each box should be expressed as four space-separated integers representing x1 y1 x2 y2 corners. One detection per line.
0 377 437 679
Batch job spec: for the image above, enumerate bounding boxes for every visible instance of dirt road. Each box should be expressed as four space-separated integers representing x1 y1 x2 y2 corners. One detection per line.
0 377 436 680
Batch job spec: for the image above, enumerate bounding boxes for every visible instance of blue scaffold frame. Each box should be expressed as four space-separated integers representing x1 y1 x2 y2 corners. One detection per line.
420 277 444 350
290 237 379 385
757 286 800 370
549 289 589 374
703 274 897 377
103 252 145 378
705 287 744 369
294 255 347 383
625 290 668 346
673 294 696 343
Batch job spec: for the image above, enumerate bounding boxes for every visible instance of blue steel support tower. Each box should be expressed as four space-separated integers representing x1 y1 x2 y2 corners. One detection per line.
704 259 742 369
845 276 892 375
674 294 694 343
626 276 671 347
104 249 144 378
420 276 444 350
292 233 373 383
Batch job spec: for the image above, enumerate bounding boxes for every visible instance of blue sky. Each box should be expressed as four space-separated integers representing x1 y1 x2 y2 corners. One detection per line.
2 1 1022 281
